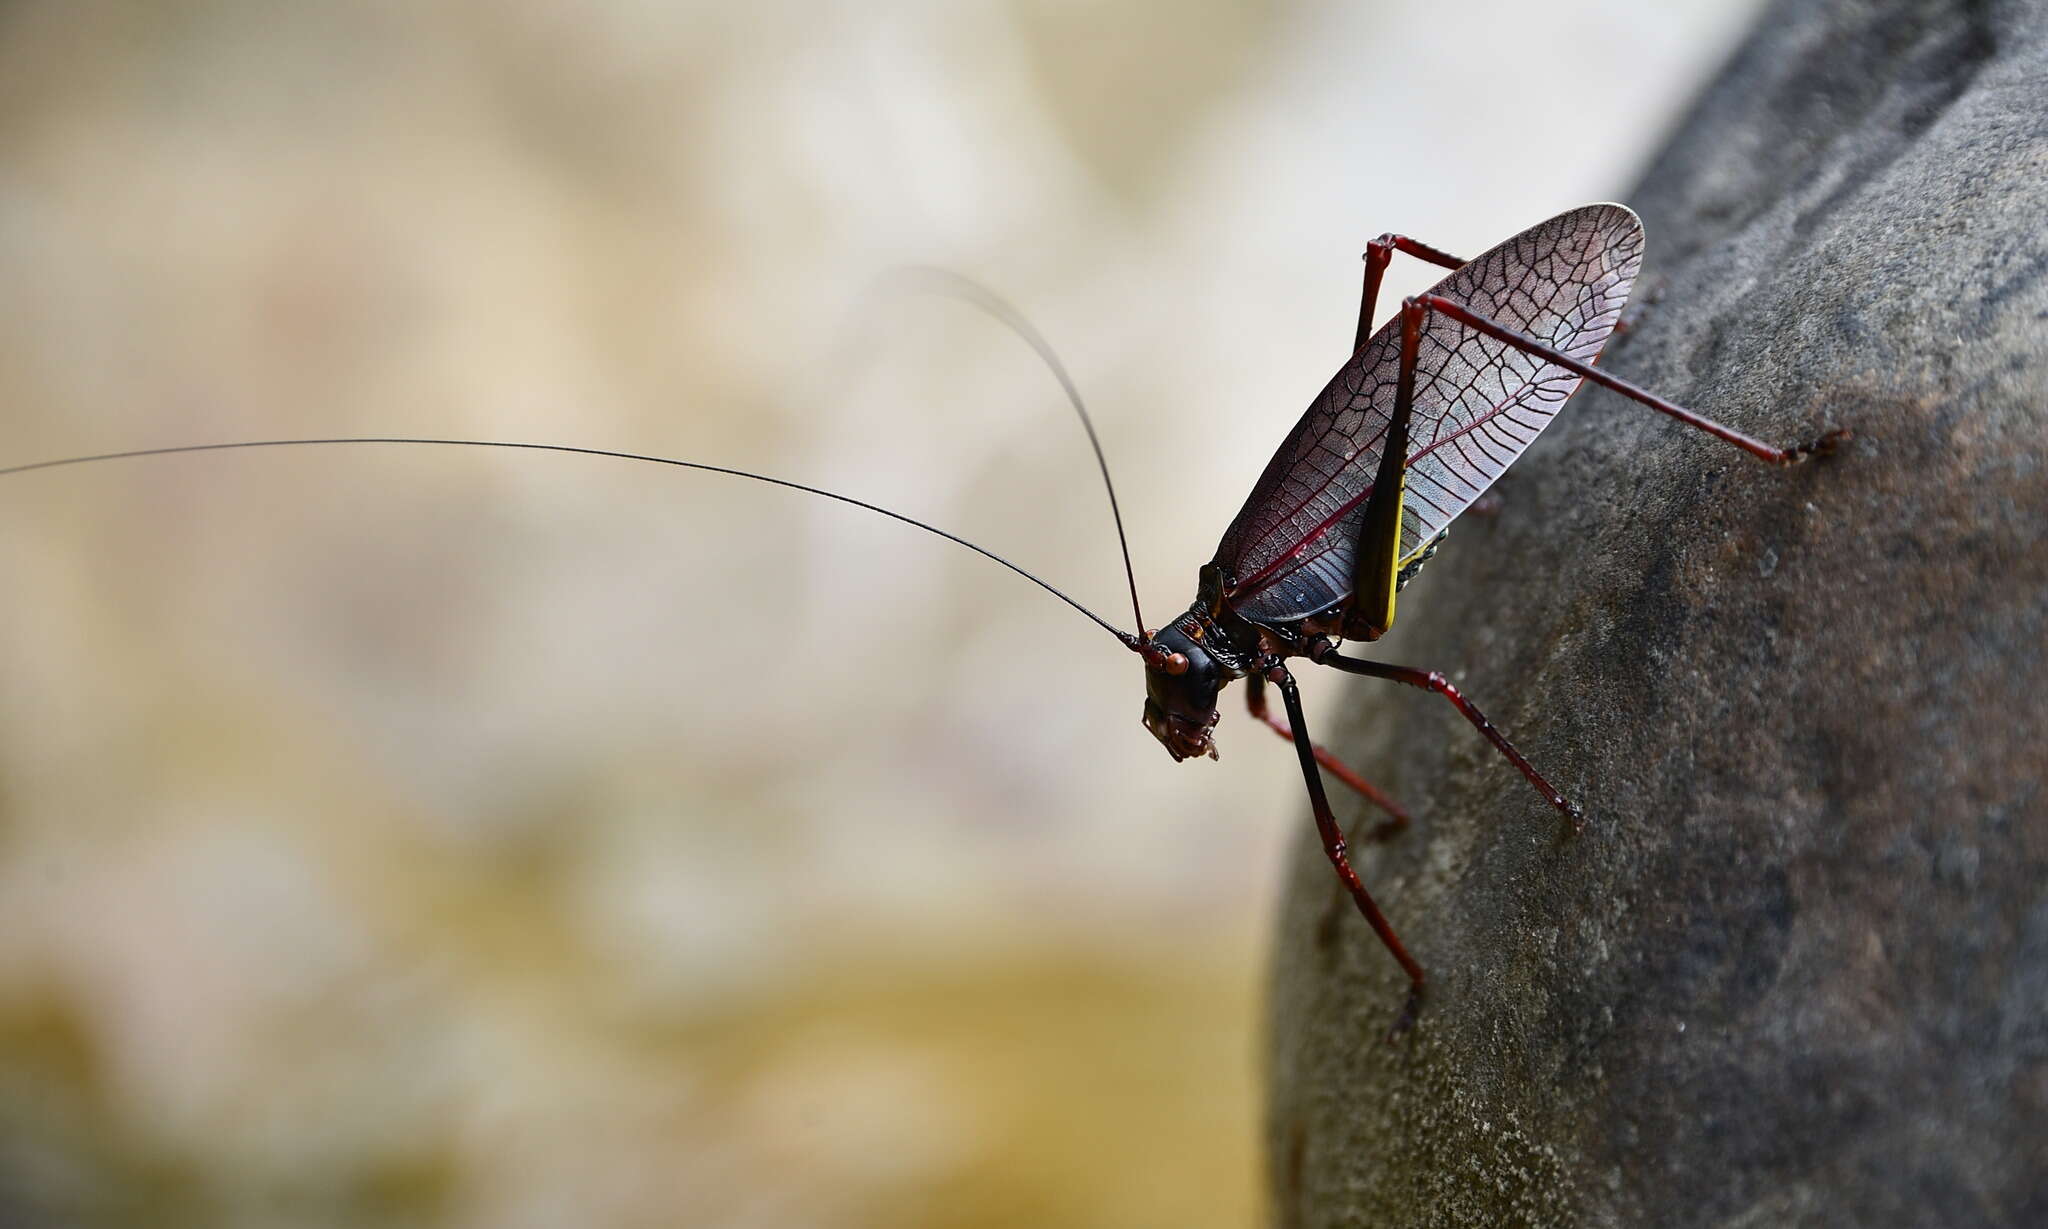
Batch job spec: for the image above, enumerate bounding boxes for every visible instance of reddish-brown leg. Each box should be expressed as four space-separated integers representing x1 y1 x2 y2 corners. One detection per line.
1308 640 1583 831
1245 673 1411 835
1272 666 1425 1033
1416 293 1849 464
1356 234 1466 355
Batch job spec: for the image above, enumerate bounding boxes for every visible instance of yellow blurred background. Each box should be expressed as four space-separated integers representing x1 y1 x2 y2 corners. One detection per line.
0 2 1762 1225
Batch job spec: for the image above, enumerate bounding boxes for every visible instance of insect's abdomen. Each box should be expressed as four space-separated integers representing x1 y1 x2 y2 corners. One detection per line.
1215 203 1644 624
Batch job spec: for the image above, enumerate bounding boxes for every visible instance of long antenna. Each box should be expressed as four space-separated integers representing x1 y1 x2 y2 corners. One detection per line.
881 268 1150 638
0 437 1140 646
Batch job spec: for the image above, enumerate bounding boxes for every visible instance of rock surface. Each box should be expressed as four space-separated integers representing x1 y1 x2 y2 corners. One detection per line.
1266 1 2048 1224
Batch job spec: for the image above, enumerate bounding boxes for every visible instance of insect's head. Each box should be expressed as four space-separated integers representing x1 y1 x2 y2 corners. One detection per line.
1138 617 1224 762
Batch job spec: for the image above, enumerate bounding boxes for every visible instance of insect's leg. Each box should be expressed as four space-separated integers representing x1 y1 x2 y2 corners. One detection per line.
1245 673 1412 833
1356 235 1466 356
1415 293 1849 465
1272 665 1425 1031
1343 297 1428 642
1308 641 1583 832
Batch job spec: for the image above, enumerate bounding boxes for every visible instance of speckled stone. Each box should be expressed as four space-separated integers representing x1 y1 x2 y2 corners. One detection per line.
1266 1 2048 1224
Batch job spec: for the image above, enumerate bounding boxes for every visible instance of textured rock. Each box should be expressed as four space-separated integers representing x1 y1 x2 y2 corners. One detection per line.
1266 1 2048 1225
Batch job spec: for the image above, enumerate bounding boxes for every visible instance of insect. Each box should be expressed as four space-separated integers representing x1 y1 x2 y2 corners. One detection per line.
3 203 1843 1029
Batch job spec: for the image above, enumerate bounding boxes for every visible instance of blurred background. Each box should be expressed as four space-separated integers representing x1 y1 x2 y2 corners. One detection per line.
0 2 1765 1225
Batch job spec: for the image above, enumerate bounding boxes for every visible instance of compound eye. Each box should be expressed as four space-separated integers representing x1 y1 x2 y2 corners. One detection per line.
1141 642 1184 673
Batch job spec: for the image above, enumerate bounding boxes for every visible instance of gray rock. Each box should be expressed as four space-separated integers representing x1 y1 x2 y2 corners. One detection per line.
1265 1 2048 1225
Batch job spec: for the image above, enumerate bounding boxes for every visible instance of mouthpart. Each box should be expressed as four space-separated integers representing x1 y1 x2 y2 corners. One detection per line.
1142 699 1219 761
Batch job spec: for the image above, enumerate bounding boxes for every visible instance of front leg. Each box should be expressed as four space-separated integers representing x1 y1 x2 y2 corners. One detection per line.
1245 673 1411 834
1272 665 1425 1032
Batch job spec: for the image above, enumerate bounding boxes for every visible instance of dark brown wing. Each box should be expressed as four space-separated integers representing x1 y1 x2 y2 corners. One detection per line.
1214 203 1644 623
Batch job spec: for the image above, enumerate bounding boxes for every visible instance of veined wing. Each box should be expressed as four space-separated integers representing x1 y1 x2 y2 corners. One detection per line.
1214 203 1644 623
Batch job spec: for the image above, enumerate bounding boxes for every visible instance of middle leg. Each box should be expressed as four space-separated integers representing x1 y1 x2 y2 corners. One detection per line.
1308 640 1583 831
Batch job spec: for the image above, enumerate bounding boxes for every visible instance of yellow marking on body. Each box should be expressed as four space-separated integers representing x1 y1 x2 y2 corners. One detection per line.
1354 470 1406 638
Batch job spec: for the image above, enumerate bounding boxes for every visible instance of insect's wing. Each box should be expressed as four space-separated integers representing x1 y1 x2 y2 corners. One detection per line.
1214 203 1644 623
